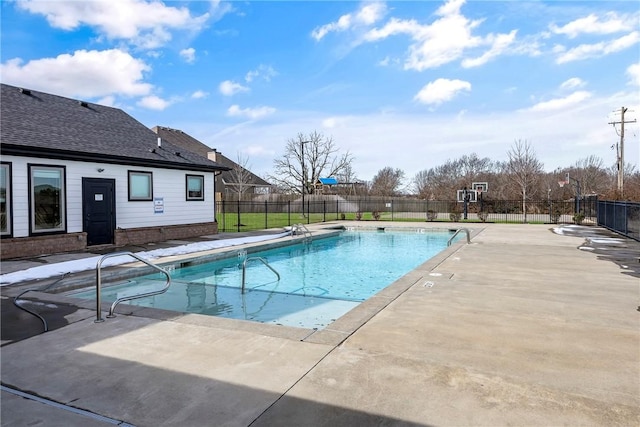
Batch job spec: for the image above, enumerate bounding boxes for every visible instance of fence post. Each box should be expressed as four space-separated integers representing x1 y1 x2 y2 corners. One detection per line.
237 200 241 232
287 201 291 227
323 200 326 222
221 200 225 232
265 200 268 230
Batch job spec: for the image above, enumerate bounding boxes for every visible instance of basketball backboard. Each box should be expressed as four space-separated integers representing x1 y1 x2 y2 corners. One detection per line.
457 189 478 202
472 182 488 193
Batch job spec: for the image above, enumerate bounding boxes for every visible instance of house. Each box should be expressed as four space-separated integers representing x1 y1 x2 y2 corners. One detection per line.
152 126 271 200
0 84 229 259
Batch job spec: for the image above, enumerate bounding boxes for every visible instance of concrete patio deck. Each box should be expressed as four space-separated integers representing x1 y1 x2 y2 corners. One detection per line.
1 223 638 426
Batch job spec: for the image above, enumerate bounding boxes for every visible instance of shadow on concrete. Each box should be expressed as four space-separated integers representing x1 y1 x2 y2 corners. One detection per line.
1 319 433 427
556 225 640 279
1 297 80 345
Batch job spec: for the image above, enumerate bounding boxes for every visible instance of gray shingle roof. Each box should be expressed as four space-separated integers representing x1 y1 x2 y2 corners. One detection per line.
0 84 228 172
152 126 270 187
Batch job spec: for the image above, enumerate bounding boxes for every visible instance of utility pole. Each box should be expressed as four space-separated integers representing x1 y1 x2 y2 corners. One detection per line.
609 107 636 196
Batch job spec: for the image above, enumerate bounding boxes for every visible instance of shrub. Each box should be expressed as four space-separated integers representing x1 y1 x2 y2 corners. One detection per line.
355 211 362 221
372 210 381 220
340 213 346 220
478 211 488 222
573 213 585 225
449 202 462 222
426 210 437 222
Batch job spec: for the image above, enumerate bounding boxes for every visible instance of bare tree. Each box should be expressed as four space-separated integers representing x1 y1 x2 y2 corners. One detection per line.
622 165 640 200
413 153 495 199
370 167 405 197
506 139 544 222
459 153 494 183
269 131 353 195
413 162 458 200
227 152 254 199
568 156 610 195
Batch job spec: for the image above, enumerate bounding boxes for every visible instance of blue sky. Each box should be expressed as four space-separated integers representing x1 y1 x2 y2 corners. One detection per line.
2 0 638 184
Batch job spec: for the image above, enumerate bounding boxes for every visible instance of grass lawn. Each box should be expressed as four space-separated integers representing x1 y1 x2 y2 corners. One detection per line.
217 211 552 232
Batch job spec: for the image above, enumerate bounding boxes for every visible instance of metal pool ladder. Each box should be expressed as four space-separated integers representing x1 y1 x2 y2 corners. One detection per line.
95 252 172 322
291 223 312 242
447 228 471 246
241 257 280 294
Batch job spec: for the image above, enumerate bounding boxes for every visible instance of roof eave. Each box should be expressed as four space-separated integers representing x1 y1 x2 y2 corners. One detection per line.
1 144 231 173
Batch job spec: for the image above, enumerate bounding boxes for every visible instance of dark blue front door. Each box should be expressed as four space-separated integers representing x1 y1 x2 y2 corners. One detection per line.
82 178 115 245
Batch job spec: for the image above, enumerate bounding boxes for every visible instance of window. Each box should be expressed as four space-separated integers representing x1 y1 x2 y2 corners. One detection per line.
128 171 153 201
186 174 204 201
1 163 11 236
29 165 66 233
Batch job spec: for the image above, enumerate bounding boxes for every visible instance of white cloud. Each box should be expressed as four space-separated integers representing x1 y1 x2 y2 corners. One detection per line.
461 30 517 68
245 65 278 83
0 49 152 98
355 2 387 26
191 90 208 99
244 145 275 157
526 91 592 112
550 12 637 39
362 0 522 71
96 95 117 107
627 63 640 86
314 0 520 71
180 47 196 63
560 78 586 90
219 80 249 96
137 95 172 110
556 31 640 63
322 116 352 129
414 78 471 105
16 0 210 49
311 2 386 41
227 105 276 119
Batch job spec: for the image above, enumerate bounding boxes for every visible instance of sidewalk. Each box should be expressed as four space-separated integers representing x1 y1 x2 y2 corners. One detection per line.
1 223 639 426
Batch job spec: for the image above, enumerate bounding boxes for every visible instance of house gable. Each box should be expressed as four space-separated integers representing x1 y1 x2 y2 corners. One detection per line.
152 126 270 195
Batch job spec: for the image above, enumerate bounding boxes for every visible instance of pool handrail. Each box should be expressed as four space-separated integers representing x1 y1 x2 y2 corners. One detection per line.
447 228 471 246
95 251 172 323
241 257 280 294
291 223 312 242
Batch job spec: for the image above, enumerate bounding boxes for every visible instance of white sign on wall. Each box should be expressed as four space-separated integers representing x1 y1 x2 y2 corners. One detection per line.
154 197 164 214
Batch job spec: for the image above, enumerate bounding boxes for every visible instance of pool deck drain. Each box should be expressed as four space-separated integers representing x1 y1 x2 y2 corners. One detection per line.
1 223 639 426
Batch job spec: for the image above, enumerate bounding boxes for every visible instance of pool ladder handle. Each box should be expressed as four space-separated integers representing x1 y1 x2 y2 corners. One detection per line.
241 257 280 294
291 223 312 241
447 228 471 246
95 251 172 323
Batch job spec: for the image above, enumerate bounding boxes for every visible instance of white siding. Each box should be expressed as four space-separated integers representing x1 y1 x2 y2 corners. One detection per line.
3 156 217 238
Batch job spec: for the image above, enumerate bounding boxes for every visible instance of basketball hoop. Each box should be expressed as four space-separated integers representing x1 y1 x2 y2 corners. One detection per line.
558 180 567 188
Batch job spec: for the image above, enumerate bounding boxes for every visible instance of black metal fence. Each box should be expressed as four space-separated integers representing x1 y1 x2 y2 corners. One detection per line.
597 200 640 241
217 196 597 233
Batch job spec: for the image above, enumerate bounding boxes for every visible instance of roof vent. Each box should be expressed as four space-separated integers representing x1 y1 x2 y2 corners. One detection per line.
175 152 181 157
149 148 156 153
19 88 32 95
79 101 89 107
157 137 162 148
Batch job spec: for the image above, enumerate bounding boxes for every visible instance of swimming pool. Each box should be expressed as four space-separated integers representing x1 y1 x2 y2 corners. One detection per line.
70 228 456 329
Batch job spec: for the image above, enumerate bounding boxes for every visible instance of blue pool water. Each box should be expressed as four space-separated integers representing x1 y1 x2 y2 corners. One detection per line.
71 229 454 329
